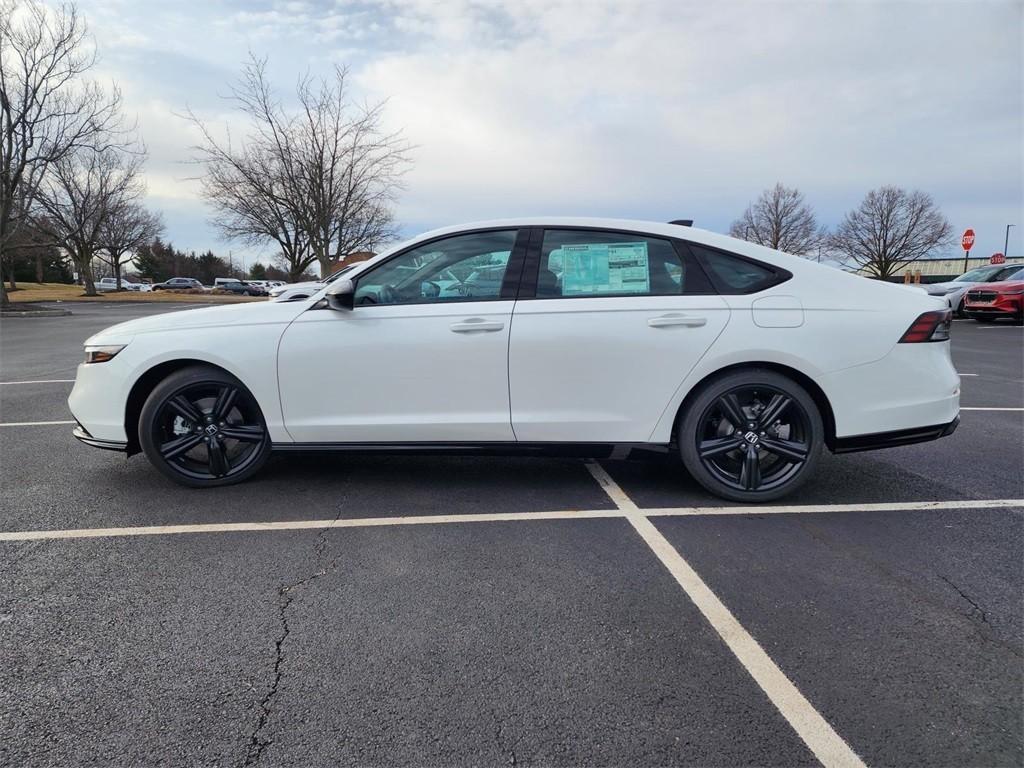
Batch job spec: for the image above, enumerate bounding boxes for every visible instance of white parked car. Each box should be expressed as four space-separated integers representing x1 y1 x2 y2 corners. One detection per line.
923 263 1024 315
69 218 959 502
96 277 148 292
268 265 361 302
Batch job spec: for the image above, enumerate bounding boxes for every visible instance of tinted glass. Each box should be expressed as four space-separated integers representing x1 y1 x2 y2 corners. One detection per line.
537 230 687 298
354 230 517 305
993 265 1024 281
954 266 1003 282
689 244 782 293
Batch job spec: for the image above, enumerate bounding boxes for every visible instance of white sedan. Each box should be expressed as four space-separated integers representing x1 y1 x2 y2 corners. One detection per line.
68 218 959 502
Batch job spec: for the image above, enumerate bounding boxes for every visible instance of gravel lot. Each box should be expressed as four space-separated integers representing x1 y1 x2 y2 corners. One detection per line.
1 303 1021 767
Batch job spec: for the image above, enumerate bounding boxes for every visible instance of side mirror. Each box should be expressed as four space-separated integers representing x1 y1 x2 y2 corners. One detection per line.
325 277 355 310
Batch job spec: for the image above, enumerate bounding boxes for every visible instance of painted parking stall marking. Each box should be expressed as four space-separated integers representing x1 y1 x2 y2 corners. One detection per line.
584 461 867 768
2 498 1022 542
0 420 76 427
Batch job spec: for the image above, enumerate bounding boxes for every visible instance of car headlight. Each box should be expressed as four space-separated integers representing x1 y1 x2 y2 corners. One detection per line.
84 344 126 364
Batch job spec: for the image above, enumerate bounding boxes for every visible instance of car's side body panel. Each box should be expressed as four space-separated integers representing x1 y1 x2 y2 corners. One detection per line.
277 301 517 443
508 294 731 442
68 302 307 444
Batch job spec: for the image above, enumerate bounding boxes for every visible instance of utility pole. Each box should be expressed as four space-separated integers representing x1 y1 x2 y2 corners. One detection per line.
1005 224 1016 258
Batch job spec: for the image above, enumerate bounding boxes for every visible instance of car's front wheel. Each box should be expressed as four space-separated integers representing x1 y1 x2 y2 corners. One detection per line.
139 366 271 487
678 369 823 503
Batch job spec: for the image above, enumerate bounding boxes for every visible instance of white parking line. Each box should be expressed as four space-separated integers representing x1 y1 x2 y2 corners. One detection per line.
958 373 978 377
959 407 1023 412
0 379 75 385
0 509 624 542
584 461 866 768
2 499 1022 542
0 420 75 427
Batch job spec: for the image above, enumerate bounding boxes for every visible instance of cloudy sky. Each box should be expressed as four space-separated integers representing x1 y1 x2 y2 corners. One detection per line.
76 0 1022 271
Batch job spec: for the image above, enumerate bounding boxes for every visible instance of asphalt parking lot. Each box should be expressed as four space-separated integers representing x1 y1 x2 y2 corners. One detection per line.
1 303 1021 768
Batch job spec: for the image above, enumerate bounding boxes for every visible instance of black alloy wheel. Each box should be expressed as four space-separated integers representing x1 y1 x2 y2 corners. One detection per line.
679 369 823 502
139 366 270 487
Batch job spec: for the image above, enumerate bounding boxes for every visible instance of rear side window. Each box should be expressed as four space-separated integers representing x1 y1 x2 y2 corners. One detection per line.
537 229 698 298
688 244 789 294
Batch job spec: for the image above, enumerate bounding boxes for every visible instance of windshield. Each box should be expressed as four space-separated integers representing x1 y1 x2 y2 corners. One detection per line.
954 266 1003 282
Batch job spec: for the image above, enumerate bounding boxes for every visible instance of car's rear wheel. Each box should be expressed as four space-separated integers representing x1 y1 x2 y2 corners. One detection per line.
678 369 823 502
139 366 270 487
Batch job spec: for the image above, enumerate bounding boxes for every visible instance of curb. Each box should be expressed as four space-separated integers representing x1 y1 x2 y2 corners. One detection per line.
1 308 73 317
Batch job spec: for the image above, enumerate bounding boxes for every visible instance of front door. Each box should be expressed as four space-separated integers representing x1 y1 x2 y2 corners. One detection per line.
277 229 525 443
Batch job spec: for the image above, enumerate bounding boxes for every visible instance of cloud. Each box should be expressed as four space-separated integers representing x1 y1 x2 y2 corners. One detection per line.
77 0 1023 261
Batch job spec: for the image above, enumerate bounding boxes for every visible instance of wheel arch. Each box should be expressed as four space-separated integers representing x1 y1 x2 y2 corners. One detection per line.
670 361 838 450
124 359 236 456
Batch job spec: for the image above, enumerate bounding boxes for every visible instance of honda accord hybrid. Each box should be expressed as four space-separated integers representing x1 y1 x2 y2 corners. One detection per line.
69 218 960 502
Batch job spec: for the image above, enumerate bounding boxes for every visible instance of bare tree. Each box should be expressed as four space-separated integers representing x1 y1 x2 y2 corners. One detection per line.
187 56 410 279
0 0 124 305
99 201 163 288
831 186 952 279
729 183 826 256
33 146 144 295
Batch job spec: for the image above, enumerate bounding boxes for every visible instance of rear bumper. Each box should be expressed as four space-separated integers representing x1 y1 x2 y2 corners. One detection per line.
832 415 959 454
73 423 128 452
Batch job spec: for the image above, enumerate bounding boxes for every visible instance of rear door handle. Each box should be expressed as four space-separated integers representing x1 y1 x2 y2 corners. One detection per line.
647 313 707 328
450 318 505 333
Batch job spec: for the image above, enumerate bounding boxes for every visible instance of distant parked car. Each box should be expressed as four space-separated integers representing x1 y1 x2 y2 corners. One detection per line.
216 280 267 296
96 277 146 292
923 263 1024 315
963 279 1024 323
269 265 360 302
151 278 207 291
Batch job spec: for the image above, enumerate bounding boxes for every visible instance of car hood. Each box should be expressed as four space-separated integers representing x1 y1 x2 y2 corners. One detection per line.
85 300 310 345
924 280 969 292
969 280 1024 293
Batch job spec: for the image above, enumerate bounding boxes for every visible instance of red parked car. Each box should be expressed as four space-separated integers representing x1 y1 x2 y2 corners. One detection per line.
963 280 1024 323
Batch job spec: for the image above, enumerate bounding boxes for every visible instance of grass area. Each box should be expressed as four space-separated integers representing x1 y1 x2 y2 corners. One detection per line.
4 282 263 303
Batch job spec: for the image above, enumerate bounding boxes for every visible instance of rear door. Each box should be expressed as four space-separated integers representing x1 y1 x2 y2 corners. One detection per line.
508 228 730 443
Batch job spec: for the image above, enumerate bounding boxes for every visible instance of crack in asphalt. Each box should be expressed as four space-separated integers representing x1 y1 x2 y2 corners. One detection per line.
939 575 989 625
241 484 351 767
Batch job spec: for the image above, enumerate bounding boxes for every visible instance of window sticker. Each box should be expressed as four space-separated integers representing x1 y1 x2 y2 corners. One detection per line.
560 242 650 295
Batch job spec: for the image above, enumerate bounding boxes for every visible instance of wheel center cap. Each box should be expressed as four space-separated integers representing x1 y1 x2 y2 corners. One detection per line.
743 431 760 445
205 424 219 436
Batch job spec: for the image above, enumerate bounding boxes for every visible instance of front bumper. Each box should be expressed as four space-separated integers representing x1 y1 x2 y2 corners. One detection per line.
832 415 959 454
964 299 1022 318
72 423 127 452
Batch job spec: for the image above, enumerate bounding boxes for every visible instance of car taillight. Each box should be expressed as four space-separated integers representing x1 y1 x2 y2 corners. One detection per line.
899 310 952 343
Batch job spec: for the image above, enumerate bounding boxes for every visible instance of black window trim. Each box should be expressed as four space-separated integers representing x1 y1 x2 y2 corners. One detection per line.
517 225 717 301
683 240 792 295
349 226 530 308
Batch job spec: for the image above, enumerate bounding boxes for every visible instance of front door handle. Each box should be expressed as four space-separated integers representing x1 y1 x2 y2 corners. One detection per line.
450 318 505 333
647 313 707 328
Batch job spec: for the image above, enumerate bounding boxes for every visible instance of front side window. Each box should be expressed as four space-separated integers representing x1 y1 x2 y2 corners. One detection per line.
689 244 786 294
353 230 517 306
537 230 689 298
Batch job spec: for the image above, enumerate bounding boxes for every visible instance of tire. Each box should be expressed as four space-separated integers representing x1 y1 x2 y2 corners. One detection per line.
139 366 271 488
955 298 966 318
678 368 823 503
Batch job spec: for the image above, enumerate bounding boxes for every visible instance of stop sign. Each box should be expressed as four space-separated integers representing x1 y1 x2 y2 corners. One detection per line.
991 253 1006 264
961 229 975 251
